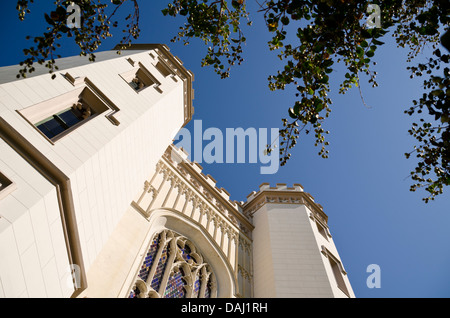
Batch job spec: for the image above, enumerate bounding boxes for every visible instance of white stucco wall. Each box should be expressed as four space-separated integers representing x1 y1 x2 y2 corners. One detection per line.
0 49 188 297
252 201 354 298
0 139 74 297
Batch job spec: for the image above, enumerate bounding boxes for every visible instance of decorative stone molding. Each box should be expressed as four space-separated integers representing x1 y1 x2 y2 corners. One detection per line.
238 264 253 281
162 145 254 237
242 183 329 225
239 236 252 255
131 158 243 263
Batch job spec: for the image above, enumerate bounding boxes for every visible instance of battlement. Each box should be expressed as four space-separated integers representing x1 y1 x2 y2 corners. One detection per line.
164 144 238 209
244 182 320 207
165 146 326 225
241 182 326 223
244 182 305 203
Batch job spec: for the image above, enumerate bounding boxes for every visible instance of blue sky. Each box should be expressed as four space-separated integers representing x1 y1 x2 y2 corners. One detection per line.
1 1 449 298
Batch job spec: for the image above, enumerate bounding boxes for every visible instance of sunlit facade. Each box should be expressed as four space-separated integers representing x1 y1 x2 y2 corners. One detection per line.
0 45 354 298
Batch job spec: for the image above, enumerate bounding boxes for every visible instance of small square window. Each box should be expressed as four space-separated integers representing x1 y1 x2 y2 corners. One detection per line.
120 64 162 93
316 221 329 241
130 76 146 91
321 246 350 297
329 256 350 296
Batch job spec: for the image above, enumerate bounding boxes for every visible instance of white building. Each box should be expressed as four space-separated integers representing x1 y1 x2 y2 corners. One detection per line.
0 44 354 298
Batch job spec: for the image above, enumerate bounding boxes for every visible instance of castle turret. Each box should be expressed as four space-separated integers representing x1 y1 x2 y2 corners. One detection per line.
243 183 355 298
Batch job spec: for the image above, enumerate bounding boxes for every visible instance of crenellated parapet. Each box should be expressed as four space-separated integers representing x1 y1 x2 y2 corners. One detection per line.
163 145 253 233
131 144 253 277
242 182 328 226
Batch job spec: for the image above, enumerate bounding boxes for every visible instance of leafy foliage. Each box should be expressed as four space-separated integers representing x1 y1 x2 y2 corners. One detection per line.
162 0 251 79
13 0 450 202
405 49 450 202
15 0 140 79
162 0 449 202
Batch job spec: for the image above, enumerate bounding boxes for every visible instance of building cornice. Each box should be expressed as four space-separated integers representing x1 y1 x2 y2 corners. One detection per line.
242 185 329 225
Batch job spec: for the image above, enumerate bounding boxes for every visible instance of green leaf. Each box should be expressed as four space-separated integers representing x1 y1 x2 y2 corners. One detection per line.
372 39 385 45
314 101 324 112
361 28 373 39
294 102 301 115
313 43 325 53
232 0 241 9
356 47 364 57
44 13 55 26
55 6 66 18
288 107 297 119
323 59 334 67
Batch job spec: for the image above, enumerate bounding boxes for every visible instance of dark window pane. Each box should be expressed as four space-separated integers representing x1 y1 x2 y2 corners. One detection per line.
35 105 93 140
59 109 82 127
37 118 65 139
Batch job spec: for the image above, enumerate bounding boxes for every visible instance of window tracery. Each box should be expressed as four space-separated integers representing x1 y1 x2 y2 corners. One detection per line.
128 229 216 298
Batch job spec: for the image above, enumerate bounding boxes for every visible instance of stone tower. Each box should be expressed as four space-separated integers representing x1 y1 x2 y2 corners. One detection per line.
243 183 355 298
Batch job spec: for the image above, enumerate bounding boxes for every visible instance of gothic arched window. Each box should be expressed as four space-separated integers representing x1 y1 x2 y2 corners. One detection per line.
128 230 217 298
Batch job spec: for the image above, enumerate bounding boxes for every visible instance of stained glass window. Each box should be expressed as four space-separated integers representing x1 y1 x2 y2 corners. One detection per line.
128 230 216 298
192 273 201 298
138 235 159 282
180 245 192 262
204 277 212 298
150 243 169 291
129 285 140 299
163 269 186 298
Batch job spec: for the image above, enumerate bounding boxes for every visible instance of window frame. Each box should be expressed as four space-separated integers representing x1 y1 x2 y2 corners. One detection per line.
321 246 350 297
17 76 120 144
35 103 95 140
0 171 16 201
120 59 163 94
